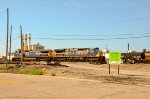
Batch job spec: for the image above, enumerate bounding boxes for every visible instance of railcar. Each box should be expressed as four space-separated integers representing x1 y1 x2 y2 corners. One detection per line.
121 52 150 64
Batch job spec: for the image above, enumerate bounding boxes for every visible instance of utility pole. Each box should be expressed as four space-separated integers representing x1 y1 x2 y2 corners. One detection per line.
6 8 9 66
20 25 23 65
9 25 12 62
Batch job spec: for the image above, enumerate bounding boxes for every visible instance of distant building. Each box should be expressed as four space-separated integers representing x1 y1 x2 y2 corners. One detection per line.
31 43 45 51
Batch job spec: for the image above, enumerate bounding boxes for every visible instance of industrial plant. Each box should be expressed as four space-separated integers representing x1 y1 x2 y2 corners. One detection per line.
22 33 45 51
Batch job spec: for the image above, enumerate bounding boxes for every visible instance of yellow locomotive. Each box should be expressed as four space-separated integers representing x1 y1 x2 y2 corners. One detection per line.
12 48 106 64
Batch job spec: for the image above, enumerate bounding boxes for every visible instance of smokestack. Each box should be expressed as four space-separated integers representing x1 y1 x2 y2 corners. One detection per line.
25 34 27 45
128 43 130 51
28 33 31 50
23 34 28 51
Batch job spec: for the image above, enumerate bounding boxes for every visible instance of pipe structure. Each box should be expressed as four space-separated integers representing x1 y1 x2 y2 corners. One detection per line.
28 33 31 50
24 34 27 46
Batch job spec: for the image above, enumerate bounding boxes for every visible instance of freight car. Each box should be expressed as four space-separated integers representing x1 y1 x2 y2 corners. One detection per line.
121 52 142 64
121 52 150 64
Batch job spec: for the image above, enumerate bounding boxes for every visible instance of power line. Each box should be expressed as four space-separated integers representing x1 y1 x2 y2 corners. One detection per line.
1 36 19 45
34 35 150 41
1 0 149 29
12 0 68 11
106 16 150 25
1 33 19 41
32 30 150 37
40 17 150 29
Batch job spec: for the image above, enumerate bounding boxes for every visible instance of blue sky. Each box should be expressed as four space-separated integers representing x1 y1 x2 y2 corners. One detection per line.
0 0 150 56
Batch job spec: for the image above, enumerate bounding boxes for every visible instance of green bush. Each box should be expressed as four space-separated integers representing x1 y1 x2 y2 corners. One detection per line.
17 70 45 75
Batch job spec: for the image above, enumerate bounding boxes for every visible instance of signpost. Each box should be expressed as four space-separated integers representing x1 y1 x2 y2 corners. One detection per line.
109 52 121 74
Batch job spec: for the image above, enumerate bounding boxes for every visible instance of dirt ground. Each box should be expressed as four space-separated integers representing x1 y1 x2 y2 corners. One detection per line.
0 62 150 99
44 62 150 86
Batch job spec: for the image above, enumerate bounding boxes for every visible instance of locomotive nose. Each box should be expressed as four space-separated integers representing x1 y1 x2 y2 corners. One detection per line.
141 53 145 59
